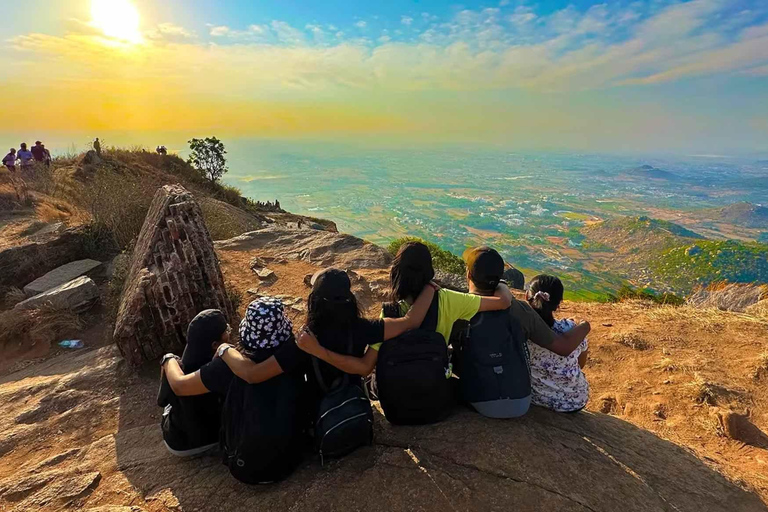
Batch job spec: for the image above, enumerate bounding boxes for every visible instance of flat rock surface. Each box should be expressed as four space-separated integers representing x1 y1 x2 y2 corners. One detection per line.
23 259 102 297
215 226 393 270
15 276 99 311
0 345 765 512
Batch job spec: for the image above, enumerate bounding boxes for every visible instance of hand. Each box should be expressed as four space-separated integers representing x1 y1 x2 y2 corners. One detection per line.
296 328 324 357
215 343 234 359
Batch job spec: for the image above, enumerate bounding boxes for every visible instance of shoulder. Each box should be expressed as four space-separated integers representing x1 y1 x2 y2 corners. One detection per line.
509 297 539 322
552 318 576 333
355 317 385 345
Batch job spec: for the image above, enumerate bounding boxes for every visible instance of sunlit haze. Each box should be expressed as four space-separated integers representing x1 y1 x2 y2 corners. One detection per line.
1 0 767 154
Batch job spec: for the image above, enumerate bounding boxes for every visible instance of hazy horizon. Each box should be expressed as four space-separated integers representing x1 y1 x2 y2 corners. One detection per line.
2 0 768 154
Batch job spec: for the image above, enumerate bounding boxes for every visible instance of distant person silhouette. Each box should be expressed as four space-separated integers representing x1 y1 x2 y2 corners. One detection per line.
16 143 33 170
93 138 101 156
31 141 45 162
156 145 167 155
2 148 16 172
41 144 52 167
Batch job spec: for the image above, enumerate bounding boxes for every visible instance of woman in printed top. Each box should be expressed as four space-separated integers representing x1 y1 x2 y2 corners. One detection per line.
292 242 514 377
159 299 306 456
220 268 438 409
526 275 590 413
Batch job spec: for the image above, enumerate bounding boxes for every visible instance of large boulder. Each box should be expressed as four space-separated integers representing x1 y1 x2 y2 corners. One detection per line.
15 276 99 312
215 226 393 269
23 259 102 297
503 266 526 290
0 226 92 289
113 185 235 367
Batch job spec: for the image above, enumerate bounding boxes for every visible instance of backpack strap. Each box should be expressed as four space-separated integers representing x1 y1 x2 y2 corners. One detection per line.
419 293 440 332
506 311 531 380
311 332 355 393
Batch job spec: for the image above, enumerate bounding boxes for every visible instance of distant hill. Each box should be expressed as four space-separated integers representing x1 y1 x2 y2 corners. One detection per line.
623 164 679 181
582 216 768 293
715 202 768 229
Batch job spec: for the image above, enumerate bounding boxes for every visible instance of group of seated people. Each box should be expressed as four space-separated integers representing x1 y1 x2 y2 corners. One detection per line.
158 242 591 484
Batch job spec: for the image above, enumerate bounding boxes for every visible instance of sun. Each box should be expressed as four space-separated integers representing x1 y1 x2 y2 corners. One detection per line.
91 0 142 43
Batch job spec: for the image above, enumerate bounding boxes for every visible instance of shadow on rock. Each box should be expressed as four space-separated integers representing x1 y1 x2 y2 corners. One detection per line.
113 370 768 512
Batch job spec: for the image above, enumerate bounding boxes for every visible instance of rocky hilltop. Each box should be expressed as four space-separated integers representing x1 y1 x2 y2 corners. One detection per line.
0 151 767 511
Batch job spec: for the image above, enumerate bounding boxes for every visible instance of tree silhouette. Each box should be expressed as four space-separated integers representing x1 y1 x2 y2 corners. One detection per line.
188 137 228 183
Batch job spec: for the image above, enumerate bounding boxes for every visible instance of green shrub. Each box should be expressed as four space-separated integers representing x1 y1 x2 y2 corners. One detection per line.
387 237 466 275
607 284 685 306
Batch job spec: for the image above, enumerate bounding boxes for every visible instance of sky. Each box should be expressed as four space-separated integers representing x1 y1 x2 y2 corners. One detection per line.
1 0 768 154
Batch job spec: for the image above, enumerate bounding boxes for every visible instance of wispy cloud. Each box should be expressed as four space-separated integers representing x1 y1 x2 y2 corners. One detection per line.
2 0 767 148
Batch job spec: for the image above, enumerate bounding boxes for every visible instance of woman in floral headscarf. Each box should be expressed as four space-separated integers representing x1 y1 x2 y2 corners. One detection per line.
159 298 309 457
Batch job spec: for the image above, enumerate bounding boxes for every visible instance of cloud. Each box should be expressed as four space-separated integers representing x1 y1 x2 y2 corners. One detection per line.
209 25 230 37
355 21 367 29
401 16 413 26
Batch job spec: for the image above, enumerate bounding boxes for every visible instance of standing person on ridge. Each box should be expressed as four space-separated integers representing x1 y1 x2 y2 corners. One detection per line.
93 137 101 156
31 141 45 162
16 143 33 170
2 148 16 172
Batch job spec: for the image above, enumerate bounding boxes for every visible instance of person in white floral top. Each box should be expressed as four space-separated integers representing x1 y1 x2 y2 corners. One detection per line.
526 275 589 412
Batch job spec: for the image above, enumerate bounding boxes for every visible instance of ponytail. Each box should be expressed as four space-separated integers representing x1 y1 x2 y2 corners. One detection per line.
527 274 564 328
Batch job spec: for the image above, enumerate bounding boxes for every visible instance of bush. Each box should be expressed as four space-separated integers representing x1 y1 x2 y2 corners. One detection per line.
607 284 685 306
387 237 466 275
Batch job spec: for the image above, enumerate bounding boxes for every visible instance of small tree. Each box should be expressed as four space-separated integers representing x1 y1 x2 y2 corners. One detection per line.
188 137 228 183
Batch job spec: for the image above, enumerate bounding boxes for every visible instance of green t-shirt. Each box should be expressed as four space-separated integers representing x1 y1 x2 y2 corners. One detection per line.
371 289 481 351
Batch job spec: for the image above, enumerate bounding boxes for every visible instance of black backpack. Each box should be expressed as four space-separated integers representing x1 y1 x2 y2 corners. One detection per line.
220 373 306 484
376 295 453 425
455 309 531 405
312 336 374 465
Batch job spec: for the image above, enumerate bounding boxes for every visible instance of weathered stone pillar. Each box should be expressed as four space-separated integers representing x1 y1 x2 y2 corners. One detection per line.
114 184 235 367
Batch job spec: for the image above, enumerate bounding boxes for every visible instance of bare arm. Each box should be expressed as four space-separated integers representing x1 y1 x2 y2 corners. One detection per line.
547 322 591 357
296 330 379 376
382 283 437 340
163 359 210 397
218 346 284 384
478 283 513 312
578 348 588 369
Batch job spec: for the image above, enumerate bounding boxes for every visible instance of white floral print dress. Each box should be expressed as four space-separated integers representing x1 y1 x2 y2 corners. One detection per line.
526 319 589 412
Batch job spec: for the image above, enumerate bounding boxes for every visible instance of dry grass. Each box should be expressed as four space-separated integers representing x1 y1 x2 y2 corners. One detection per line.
2 287 26 309
648 305 768 328
687 373 718 405
753 352 768 380
653 357 680 372
612 332 652 351
0 307 83 349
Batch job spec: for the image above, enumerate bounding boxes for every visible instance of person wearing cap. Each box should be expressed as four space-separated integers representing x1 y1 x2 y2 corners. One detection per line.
287 243 513 384
31 141 45 162
160 299 308 457
224 268 438 411
463 246 590 360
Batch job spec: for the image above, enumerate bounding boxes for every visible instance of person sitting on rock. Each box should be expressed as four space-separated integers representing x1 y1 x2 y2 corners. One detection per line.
452 247 591 418
225 268 437 414
2 148 16 172
159 301 308 461
294 244 514 393
526 274 590 413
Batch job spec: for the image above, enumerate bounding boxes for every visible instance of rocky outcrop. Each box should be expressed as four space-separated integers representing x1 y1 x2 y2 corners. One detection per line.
113 185 235 367
0 227 92 289
215 226 392 269
0 346 764 512
23 259 102 297
15 276 99 312
687 283 767 313
503 266 525 290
